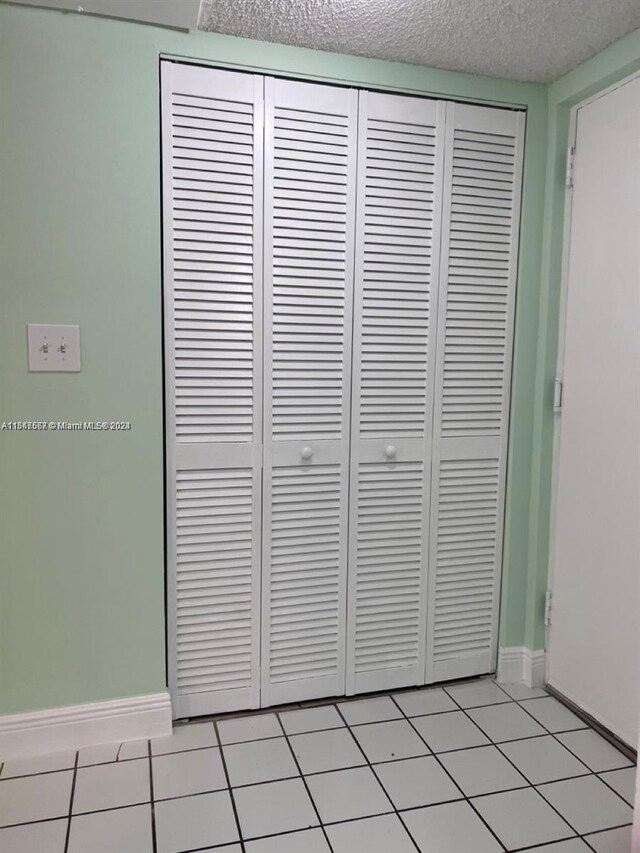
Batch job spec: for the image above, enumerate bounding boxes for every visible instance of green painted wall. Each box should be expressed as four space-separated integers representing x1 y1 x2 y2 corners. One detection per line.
525 29 640 652
0 1 550 715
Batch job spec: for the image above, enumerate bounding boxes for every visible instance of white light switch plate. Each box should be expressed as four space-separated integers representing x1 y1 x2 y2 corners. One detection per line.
28 324 81 372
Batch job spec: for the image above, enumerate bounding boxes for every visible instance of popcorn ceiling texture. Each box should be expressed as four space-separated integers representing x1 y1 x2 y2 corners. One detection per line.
198 0 640 83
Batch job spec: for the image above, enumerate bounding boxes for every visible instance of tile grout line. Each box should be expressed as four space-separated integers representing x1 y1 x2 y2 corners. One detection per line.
490 715 596 792
180 838 250 853
9 768 623 821
595 769 636 807
387 692 508 853
0 793 632 849
175 810 631 853
578 835 604 853
522 708 634 808
330 701 422 853
500 841 576 853
0 753 151 780
62 750 79 853
504 835 590 853
213 720 247 853
0 800 153 829
505 834 587 853
506 821 635 853
274 710 336 853
440 684 592 844
513 691 625 764
180 839 247 853
147 740 158 853
241 822 341 849
577 820 635 839
509 690 636 811
0 727 558 783
5 760 630 833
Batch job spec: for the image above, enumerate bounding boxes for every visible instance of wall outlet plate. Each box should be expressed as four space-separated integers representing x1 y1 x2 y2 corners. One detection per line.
28 324 81 372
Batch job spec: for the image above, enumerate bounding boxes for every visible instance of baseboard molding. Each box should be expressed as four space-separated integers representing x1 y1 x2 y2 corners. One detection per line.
497 646 547 688
0 692 172 759
546 683 636 758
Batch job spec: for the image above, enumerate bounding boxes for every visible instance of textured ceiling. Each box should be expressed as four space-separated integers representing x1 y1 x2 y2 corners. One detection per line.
198 0 640 83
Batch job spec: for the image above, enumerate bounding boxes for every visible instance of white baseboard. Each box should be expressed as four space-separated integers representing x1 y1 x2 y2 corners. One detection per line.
496 647 526 684
0 692 172 760
497 646 547 688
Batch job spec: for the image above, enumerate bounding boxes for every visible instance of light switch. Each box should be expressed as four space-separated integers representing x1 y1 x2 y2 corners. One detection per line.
28 324 81 372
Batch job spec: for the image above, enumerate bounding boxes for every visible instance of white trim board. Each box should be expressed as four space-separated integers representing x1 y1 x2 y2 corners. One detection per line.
547 680 634 748
0 692 172 760
497 646 546 688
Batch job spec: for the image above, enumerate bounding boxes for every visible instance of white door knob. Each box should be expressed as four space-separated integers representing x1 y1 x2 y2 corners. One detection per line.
301 446 313 461
385 445 397 459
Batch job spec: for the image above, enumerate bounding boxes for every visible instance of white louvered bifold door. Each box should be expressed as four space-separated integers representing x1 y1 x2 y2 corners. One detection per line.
346 92 445 694
426 103 525 682
162 63 263 717
261 77 357 705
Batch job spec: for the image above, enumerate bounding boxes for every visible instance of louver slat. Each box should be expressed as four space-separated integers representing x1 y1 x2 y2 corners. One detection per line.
268 465 342 683
163 63 263 717
352 462 425 686
175 469 254 694
347 92 445 694
432 457 500 663
262 78 357 705
172 90 255 442
427 103 525 683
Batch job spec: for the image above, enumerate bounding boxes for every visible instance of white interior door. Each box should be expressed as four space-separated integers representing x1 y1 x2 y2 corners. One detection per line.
549 75 640 747
426 103 525 683
162 62 263 717
261 77 358 706
346 91 445 694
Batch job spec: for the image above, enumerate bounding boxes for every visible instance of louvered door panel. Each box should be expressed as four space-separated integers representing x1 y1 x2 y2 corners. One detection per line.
175 468 254 696
269 464 343 686
262 77 357 705
426 103 525 682
347 91 445 693
353 462 425 682
432 453 500 664
163 62 263 716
